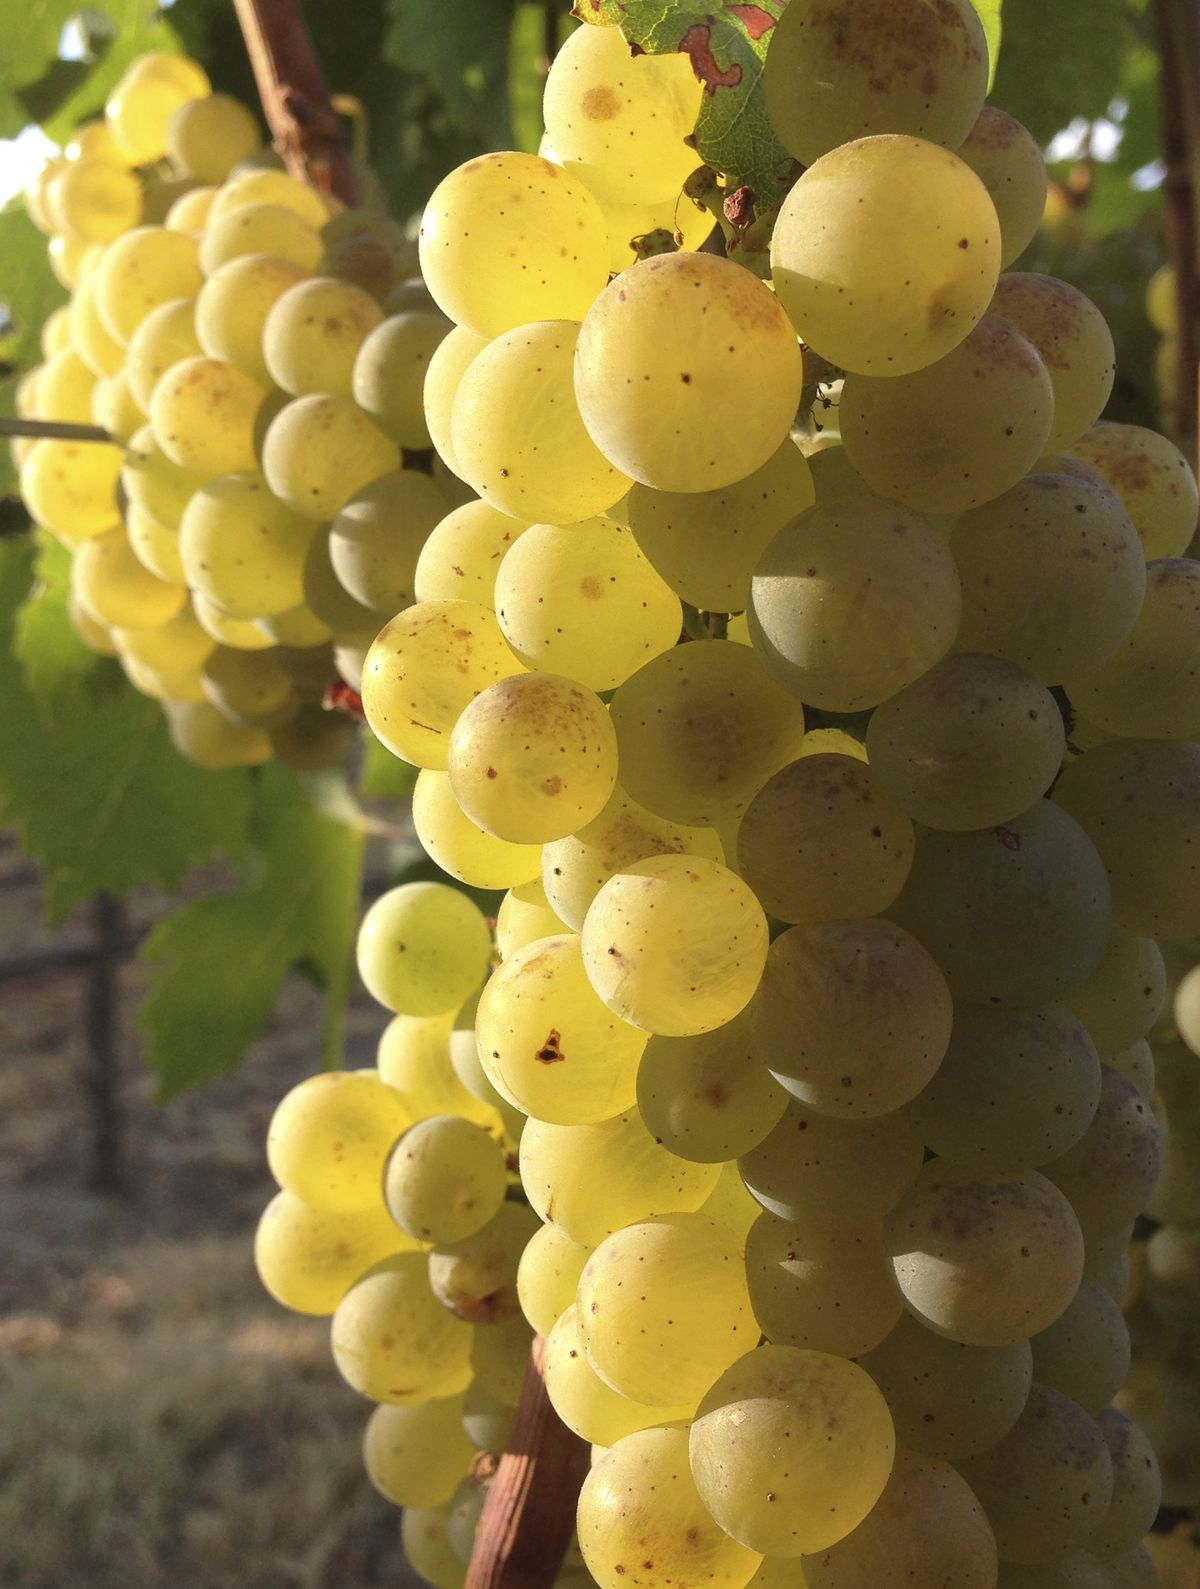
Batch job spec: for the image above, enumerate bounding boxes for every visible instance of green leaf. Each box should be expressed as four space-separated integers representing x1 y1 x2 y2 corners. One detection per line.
137 764 364 1098
971 0 1003 91
0 201 68 375
0 0 80 98
358 730 419 800
578 1 790 196
32 10 186 146
0 538 253 919
991 0 1130 145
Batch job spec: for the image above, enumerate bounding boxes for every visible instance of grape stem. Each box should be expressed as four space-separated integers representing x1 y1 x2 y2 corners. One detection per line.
1157 0 1200 459
464 1336 590 1589
0 418 112 443
231 0 361 205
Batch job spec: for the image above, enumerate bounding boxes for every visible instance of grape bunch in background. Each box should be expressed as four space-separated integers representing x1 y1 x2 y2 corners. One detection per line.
15 48 457 772
244 3 1200 1585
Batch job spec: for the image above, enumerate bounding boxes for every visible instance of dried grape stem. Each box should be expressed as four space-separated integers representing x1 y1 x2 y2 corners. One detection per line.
464 1336 591 1589
232 0 360 206
1158 0 1200 458
0 418 112 443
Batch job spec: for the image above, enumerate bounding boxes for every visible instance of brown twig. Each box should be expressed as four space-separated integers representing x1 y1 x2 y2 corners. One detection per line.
1158 0 1200 458
0 418 113 443
464 1336 590 1589
231 0 361 206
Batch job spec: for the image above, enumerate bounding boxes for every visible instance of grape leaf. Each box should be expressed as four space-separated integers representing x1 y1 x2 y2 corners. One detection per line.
0 0 81 97
137 764 365 1099
971 0 1003 90
992 0 1130 145
0 201 68 372
0 538 253 920
577 0 791 197
384 0 516 141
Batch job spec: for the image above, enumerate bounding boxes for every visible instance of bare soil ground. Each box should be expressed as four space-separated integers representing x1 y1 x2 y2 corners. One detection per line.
0 832 421 1589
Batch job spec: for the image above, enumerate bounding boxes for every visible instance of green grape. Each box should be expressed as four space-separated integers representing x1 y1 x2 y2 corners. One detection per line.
957 1385 1114 1564
198 202 324 275
445 1474 486 1564
611 640 807 824
745 1211 901 1357
578 1213 755 1407
448 672 618 844
105 52 211 165
541 22 701 205
1067 420 1200 559
866 653 1065 830
423 324 488 478
749 495 960 712
377 1013 504 1134
996 1557 1121 1589
363 1396 475 1509
581 854 768 1037
992 273 1115 451
951 473 1146 683
1067 559 1200 740
72 526 186 630
194 253 310 386
857 1311 1032 1462
202 646 293 724
260 392 401 521
884 1163 1085 1346
116 602 214 673
1030 1280 1130 1415
165 698 272 767
764 0 987 166
359 598 523 770
414 499 529 608
752 919 952 1119
192 591 276 651
254 1188 414 1316
330 1251 475 1404
461 1381 516 1453
47 232 93 290
1090 1411 1162 1561
520 1116 720 1247
541 785 724 933
352 311 450 448
329 470 449 614
840 313 1053 513
690 1343 895 1557
322 215 416 300
122 649 204 705
149 355 267 477
740 1100 924 1230
448 1028 526 1144
384 1115 507 1245
1176 964 1200 1056
580 1427 762 1589
121 424 206 533
40 305 72 357
66 116 129 164
209 168 329 227
801 1447 999 1589
476 933 645 1125
451 320 632 523
357 881 492 1016
1053 740 1200 938
574 252 804 494
419 151 609 337
266 1070 409 1211
91 370 145 442
428 1200 540 1324
68 592 117 657
413 768 541 890
636 1007 789 1164
545 1306 693 1446
34 348 96 423
624 439 815 614
957 107 1049 268
469 1313 532 1403
402 1505 464 1589
770 135 1000 376
494 877 569 959
20 438 123 544
254 600 332 649
261 275 384 398
179 471 318 617
738 754 914 923
300 526 379 641
888 801 1112 1008
166 93 261 182
67 272 125 377
903 1003 1102 1172
1043 1064 1163 1239
1108 1039 1155 1099
516 1222 592 1336
93 225 202 344
125 297 202 413
494 518 680 690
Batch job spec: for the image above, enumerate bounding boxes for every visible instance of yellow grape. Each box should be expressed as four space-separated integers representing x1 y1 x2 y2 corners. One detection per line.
21 438 123 544
209 169 330 228
266 1070 410 1211
116 603 214 673
165 699 271 767
493 877 569 959
93 225 202 344
34 348 96 424
202 646 293 724
1067 929 1165 1057
194 253 310 385
330 1252 475 1404
91 369 145 443
260 393 401 522
546 1305 693 1447
413 768 542 890
179 472 318 617
356 881 492 1017
262 275 384 398
67 272 125 376
516 1222 592 1337
166 93 261 183
1066 420 1200 559
254 1188 414 1317
1042 1063 1162 1240
330 469 449 614
198 202 324 275
383 1115 508 1244
423 323 488 479
72 526 186 630
352 311 451 449
992 273 1115 451
105 52 211 164
958 107 1049 268
414 498 530 608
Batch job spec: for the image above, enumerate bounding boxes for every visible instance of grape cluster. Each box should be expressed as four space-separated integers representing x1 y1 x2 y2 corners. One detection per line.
251 7 1200 1587
15 50 456 771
